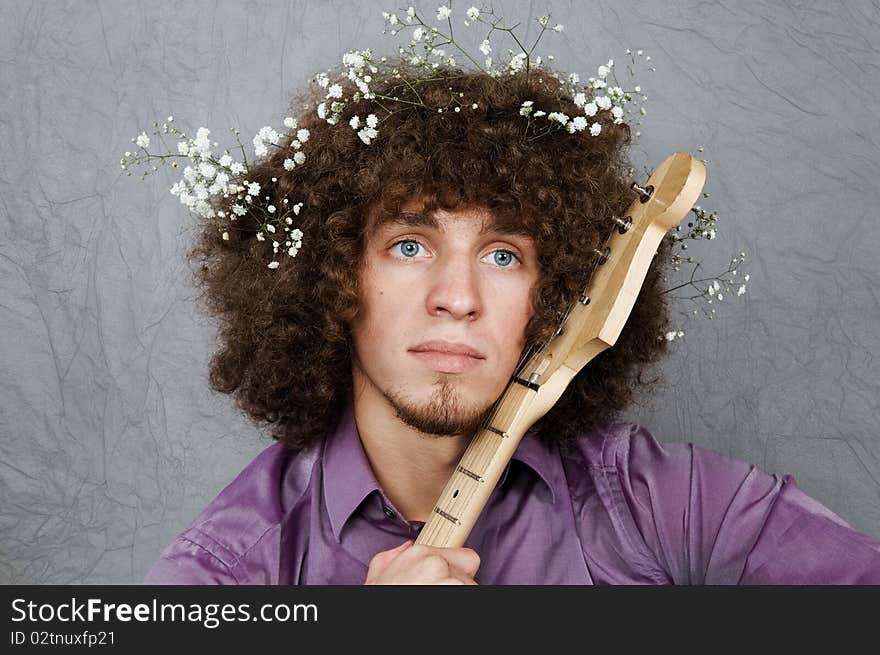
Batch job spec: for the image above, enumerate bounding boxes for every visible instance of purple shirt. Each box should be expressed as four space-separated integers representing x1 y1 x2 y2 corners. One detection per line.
145 396 880 584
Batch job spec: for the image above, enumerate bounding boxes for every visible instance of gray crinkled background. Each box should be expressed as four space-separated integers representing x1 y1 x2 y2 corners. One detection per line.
1 0 878 584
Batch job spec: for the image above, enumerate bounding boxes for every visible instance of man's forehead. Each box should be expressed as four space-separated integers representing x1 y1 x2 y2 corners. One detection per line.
369 207 533 240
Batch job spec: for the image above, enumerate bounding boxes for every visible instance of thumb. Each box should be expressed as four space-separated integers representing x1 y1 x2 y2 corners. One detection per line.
370 539 414 575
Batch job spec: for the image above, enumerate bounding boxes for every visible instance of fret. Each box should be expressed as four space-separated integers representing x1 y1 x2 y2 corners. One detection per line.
433 506 461 525
484 424 510 439
456 465 484 483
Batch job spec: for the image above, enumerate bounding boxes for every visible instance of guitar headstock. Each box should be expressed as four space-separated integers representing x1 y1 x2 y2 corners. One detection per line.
517 151 706 419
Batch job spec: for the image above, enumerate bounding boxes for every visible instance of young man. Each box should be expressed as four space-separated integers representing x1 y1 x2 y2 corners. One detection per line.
144 60 880 585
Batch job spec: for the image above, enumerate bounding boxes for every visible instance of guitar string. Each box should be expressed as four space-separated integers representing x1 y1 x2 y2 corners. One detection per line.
420 213 628 547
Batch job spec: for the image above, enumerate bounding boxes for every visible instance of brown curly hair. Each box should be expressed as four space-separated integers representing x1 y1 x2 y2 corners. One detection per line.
187 61 674 451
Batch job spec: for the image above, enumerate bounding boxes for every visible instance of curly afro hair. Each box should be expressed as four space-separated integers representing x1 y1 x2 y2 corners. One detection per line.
187 61 674 451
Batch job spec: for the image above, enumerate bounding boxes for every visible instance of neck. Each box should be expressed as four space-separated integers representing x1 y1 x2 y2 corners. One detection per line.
351 378 472 523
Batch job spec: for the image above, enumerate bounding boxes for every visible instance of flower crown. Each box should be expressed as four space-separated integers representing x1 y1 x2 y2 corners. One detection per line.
120 3 747 340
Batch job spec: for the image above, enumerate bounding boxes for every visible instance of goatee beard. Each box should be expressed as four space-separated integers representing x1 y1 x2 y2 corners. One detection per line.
384 376 494 437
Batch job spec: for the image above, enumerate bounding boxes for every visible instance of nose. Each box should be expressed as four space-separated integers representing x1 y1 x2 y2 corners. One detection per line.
425 254 482 320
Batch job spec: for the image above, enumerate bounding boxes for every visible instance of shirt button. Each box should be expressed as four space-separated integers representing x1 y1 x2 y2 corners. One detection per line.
383 506 396 519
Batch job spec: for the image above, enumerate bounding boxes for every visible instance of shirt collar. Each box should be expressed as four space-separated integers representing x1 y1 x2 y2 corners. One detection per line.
322 394 560 542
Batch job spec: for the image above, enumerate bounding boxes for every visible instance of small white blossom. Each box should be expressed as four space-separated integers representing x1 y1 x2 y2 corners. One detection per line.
466 6 480 21
349 115 361 129
479 39 491 56
136 131 150 148
548 112 569 125
571 116 588 131
268 261 280 269
284 116 297 129
737 284 746 296
247 182 261 196
413 27 425 41
177 140 190 156
328 84 343 99
219 154 233 168
230 162 246 175
583 102 598 117
232 204 247 216
597 65 610 78
553 24 564 32
366 113 378 128
266 223 276 233
358 126 379 144
573 92 586 107
595 95 612 110
436 5 451 21
589 122 602 136
297 128 310 143
294 151 306 165
611 106 624 119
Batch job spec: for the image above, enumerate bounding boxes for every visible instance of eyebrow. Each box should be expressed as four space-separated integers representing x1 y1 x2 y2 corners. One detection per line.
374 210 532 239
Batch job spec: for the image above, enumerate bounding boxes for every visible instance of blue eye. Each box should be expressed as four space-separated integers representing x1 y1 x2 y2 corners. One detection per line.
390 240 521 267
392 240 423 258
488 250 518 267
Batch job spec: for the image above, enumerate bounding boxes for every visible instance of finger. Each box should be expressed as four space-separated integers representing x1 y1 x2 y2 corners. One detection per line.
432 547 480 577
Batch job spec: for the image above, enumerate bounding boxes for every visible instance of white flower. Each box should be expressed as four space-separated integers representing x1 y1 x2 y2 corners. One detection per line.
198 162 216 179
406 6 415 19
328 84 343 99
553 24 564 32
519 100 534 116
611 106 624 119
219 154 233 168
413 27 425 41
573 92 586 107
230 161 246 175
665 331 677 341
466 6 480 21
293 151 306 165
583 102 598 117
358 126 379 144
267 205 276 213
247 182 261 196
548 112 569 125
177 140 190 156
572 116 588 131
737 284 746 296
595 95 612 110
479 39 491 56
268 261 280 269
597 65 610 78
315 73 329 88
349 115 361 129
266 224 276 233
297 128 310 143
436 5 451 21
291 228 304 239
232 204 247 216
592 78 607 90
366 113 378 128
293 204 303 216
508 52 527 72
589 122 602 136
284 117 297 129
258 126 280 144
136 131 150 148
222 231 229 240
317 102 327 119
283 158 295 171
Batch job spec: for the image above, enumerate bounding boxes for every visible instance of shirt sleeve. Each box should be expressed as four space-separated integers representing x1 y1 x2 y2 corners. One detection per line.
615 424 880 584
143 529 239 585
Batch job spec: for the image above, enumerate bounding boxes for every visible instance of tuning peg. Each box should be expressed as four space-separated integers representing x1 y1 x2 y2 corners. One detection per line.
612 215 632 234
630 182 654 203
592 245 611 265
